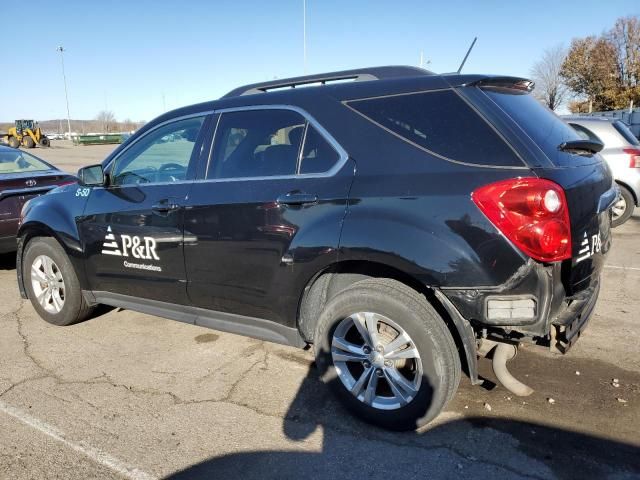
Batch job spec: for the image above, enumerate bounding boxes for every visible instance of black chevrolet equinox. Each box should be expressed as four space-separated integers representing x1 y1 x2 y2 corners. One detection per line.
17 66 616 430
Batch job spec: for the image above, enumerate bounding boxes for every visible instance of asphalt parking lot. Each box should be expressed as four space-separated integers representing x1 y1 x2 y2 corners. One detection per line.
1 143 639 479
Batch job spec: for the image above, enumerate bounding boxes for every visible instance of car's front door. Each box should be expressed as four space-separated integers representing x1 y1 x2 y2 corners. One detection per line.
184 107 354 327
79 114 209 305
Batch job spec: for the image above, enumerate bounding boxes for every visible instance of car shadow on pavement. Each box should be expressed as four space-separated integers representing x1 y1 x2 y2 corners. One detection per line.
165 365 640 480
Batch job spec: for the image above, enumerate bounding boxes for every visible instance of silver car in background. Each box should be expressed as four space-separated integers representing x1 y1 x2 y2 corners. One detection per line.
565 116 640 227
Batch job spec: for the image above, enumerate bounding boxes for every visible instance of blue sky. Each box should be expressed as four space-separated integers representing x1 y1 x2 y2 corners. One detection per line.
1 0 638 122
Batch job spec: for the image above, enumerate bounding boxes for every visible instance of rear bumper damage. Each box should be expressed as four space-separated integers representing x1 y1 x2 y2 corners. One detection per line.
438 260 602 396
441 259 601 349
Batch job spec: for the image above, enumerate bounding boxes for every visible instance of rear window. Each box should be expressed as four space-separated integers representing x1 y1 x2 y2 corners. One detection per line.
612 120 640 146
0 150 51 173
347 90 522 166
484 89 595 166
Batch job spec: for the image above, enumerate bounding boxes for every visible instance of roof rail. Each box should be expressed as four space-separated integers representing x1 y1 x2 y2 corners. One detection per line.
221 65 433 98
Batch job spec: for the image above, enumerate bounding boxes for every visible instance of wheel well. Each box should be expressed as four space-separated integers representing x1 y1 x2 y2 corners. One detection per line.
616 180 638 206
297 260 472 376
17 229 54 298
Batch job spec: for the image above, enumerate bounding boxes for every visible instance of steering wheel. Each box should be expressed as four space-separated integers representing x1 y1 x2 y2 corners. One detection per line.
159 163 186 182
159 163 186 173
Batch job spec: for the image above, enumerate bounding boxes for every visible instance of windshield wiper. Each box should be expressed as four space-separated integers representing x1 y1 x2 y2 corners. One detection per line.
558 139 604 155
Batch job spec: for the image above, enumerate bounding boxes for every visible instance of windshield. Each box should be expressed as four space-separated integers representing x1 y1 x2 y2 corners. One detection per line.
483 89 598 167
0 149 52 174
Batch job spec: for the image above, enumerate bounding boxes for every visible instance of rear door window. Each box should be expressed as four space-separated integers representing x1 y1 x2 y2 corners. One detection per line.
209 109 305 179
346 90 522 167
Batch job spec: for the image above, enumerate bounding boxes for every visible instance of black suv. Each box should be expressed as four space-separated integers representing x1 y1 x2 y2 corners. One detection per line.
17 67 616 430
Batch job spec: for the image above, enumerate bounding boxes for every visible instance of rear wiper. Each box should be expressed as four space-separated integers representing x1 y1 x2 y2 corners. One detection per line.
558 139 604 155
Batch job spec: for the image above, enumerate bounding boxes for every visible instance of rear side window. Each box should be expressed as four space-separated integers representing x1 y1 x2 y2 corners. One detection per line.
612 120 640 146
299 126 340 174
347 90 521 166
209 109 305 179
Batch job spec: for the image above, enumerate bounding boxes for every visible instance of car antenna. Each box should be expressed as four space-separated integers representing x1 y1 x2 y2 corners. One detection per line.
457 37 477 74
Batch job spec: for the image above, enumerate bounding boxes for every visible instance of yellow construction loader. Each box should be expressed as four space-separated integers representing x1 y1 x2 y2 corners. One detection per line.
2 120 50 148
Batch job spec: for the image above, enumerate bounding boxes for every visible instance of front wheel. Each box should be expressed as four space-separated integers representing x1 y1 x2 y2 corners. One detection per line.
612 185 635 227
8 136 20 148
314 278 461 431
23 237 94 326
22 136 35 148
39 136 50 147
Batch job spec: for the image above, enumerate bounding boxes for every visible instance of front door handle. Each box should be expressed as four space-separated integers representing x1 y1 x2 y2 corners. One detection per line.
152 199 180 214
277 192 318 206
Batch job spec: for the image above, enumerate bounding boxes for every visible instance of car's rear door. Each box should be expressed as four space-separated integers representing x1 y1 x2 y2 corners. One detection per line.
184 106 353 327
79 114 210 305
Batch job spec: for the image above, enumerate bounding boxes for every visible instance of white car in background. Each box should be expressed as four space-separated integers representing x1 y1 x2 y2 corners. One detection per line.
45 133 65 140
565 116 640 226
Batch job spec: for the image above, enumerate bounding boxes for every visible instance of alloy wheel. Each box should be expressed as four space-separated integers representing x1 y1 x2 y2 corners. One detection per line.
612 196 627 221
331 312 423 410
31 255 66 314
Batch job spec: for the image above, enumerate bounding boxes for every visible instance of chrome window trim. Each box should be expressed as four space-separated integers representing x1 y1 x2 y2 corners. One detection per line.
201 104 349 182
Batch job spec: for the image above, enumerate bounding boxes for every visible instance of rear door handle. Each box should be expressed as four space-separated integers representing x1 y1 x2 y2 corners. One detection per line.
152 199 180 214
276 192 318 206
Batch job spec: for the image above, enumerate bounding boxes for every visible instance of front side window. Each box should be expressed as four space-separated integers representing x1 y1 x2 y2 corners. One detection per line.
209 110 305 179
110 116 205 186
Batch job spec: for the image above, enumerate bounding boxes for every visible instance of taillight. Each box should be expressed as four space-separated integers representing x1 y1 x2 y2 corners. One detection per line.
472 178 572 262
624 148 640 168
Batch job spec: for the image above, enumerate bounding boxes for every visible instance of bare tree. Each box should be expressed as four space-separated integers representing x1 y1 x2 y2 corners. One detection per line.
95 110 117 133
530 45 570 110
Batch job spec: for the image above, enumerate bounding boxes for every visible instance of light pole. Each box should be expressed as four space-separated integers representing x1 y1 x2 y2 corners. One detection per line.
57 46 72 140
303 0 307 74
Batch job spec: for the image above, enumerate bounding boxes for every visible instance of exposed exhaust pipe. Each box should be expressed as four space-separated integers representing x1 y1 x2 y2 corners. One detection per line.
492 343 534 397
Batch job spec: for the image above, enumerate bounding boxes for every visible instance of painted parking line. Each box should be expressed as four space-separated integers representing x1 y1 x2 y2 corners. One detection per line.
0 400 156 480
605 265 640 272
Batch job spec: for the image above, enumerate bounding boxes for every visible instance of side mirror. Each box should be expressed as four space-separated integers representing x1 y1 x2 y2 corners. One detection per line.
77 164 106 187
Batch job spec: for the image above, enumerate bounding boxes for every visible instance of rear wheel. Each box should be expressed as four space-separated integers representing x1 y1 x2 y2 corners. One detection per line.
22 136 35 148
314 278 461 431
8 136 20 148
612 185 635 227
23 237 94 326
39 136 50 147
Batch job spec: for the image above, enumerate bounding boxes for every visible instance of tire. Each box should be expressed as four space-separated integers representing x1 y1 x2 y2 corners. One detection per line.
314 278 461 431
23 237 94 326
8 136 20 149
22 136 35 148
39 136 50 147
612 185 635 228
